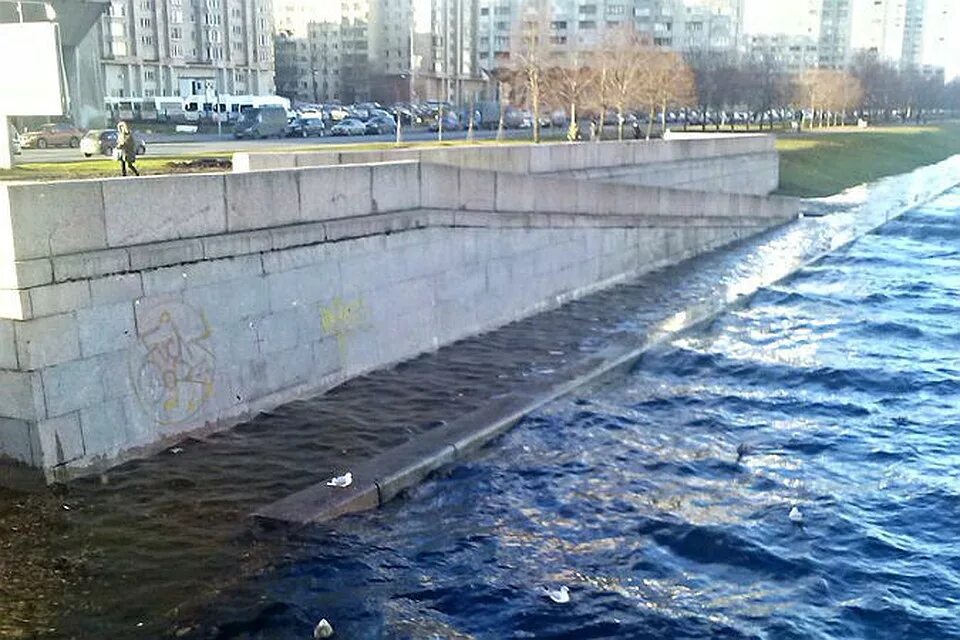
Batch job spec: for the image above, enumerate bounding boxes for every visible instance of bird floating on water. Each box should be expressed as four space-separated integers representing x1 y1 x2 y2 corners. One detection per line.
542 585 571 604
326 472 353 488
313 618 334 638
789 506 804 524
736 443 750 463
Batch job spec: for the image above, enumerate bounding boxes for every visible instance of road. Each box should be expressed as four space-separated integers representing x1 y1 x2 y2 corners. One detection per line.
15 127 539 164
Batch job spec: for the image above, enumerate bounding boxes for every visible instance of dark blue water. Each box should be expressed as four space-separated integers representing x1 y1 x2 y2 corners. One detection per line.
181 190 960 639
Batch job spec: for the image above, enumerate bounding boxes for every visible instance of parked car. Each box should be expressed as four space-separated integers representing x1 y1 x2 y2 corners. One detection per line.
8 122 20 156
365 115 397 135
289 116 325 137
80 129 147 158
234 106 288 139
330 118 366 136
19 122 85 149
428 112 461 132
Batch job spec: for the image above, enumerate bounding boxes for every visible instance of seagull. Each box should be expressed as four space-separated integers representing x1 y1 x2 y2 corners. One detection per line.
313 618 334 639
789 506 804 524
326 472 353 488
542 585 570 604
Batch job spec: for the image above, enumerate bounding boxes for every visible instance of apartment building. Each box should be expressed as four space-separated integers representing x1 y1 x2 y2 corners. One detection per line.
747 33 820 72
422 0 484 104
273 0 412 104
99 0 275 98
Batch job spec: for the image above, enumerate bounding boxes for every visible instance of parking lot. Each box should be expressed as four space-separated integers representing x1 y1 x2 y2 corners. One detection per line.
13 125 534 165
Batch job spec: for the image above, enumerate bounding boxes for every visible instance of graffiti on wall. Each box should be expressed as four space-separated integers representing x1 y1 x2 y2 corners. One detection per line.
320 297 365 354
130 301 216 425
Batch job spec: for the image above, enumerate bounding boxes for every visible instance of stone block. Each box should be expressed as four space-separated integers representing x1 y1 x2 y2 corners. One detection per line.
79 397 144 460
89 273 143 306
41 354 108 417
36 413 84 467
77 302 136 358
253 310 303 355
142 253 264 295
0 418 36 465
0 259 53 289
28 281 90 318
182 275 270 324
495 173 534 212
16 313 80 369
419 164 460 209
128 238 204 271
52 248 130 282
202 229 273 259
299 164 373 221
270 221 327 252
528 145 555 173
292 151 342 168
459 168 496 211
534 177 578 214
232 152 297 173
225 169 301 232
0 370 42 421
0 320 16 369
3 181 107 259
0 289 31 320
371 162 420 213
102 174 227 247
261 242 328 274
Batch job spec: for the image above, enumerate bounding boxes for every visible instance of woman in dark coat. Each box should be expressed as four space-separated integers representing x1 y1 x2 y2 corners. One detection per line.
117 121 139 176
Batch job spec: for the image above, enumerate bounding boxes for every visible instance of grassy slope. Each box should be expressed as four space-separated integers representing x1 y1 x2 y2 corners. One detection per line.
776 123 960 198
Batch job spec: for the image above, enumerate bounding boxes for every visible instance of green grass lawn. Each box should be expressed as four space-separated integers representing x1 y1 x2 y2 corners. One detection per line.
776 123 960 198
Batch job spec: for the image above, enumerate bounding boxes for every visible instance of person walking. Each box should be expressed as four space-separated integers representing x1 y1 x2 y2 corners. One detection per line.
116 121 140 177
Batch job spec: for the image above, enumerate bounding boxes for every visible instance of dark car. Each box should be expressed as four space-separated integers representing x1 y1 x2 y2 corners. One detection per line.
80 129 147 157
428 112 461 132
365 116 397 135
289 116 325 137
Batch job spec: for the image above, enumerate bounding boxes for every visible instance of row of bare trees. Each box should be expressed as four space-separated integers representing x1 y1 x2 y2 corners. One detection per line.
499 18 697 142
490 2 960 142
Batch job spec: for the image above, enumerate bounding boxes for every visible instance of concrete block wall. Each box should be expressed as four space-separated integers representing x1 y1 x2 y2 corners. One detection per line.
0 157 797 480
233 134 779 196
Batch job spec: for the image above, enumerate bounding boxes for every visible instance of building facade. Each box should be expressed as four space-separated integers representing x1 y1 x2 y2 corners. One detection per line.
421 0 484 104
272 0 413 105
98 0 275 98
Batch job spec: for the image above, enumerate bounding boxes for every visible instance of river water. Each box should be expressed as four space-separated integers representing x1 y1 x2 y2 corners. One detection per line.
1 164 959 639
176 188 960 638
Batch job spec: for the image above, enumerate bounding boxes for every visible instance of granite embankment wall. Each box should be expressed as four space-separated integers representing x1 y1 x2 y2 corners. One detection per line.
233 135 779 196
0 150 796 482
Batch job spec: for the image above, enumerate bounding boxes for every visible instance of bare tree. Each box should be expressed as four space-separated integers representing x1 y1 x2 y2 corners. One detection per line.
510 0 554 143
639 49 696 139
595 25 647 141
544 49 596 142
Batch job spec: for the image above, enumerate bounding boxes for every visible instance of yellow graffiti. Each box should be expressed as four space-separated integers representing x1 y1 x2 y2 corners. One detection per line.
320 297 365 355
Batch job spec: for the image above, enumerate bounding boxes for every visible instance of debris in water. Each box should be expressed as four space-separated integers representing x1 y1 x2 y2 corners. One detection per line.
170 447 184 455
736 443 750 463
549 350 564 356
326 472 353 488
542 585 570 604
789 506 804 523
313 618 334 638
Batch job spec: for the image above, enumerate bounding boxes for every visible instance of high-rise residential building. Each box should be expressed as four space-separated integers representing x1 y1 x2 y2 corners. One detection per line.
849 0 907 62
818 0 852 68
901 0 951 73
476 0 742 75
98 0 275 98
422 0 483 104
746 33 820 72
273 0 412 104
